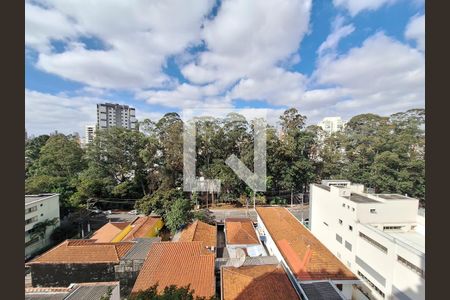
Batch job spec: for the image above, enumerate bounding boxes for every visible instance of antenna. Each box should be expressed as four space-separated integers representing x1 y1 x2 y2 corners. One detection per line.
231 248 246 268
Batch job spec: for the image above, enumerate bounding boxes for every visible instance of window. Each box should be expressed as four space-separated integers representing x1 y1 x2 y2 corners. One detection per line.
323 222 328 227
359 232 387 253
40 203 43 207
397 256 424 278
25 216 38 225
370 208 377 214
357 271 385 298
347 205 350 209
25 237 40 247
338 219 343 225
336 234 342 244
25 206 37 215
348 225 353 231
383 226 402 231
352 207 355 212
342 203 345 207
336 284 343 291
345 241 352 251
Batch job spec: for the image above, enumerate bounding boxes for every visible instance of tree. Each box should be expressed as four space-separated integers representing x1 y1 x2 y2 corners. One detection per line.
130 284 214 300
25 134 50 178
165 198 194 233
29 218 59 246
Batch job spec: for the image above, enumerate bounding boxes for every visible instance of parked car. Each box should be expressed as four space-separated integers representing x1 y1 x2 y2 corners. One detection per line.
103 210 112 215
90 207 102 214
128 209 137 215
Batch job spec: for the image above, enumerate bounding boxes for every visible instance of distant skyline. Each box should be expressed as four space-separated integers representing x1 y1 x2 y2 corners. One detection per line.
25 0 424 135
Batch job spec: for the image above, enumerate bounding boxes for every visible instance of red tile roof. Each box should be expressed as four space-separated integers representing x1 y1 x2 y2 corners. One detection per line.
26 240 134 264
256 207 358 281
179 220 217 248
122 216 161 241
222 264 300 300
90 222 130 243
131 242 215 298
225 218 260 245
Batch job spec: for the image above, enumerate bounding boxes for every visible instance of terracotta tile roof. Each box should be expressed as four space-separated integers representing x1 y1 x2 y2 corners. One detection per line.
256 207 358 281
122 216 161 241
90 222 130 243
222 264 300 300
26 240 134 265
179 220 217 248
225 218 260 245
131 242 215 298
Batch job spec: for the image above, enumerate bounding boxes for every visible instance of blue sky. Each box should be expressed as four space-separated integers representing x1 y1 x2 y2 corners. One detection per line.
25 0 424 136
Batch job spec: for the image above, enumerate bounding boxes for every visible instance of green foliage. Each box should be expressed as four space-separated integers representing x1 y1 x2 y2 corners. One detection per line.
135 188 194 233
29 218 59 240
130 284 214 300
165 198 194 233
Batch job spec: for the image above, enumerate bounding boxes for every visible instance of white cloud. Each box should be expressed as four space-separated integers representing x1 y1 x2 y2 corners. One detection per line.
333 0 397 16
25 2 80 53
405 14 425 52
26 0 215 89
25 89 98 135
306 32 424 122
317 16 355 57
181 0 311 87
25 89 163 135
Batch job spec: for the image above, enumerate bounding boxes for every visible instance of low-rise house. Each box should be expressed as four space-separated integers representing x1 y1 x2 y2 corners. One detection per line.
256 207 360 300
90 222 130 243
25 281 120 300
131 241 215 299
112 216 163 242
224 218 266 258
25 194 60 260
114 237 161 293
179 220 217 252
221 264 300 300
26 240 134 287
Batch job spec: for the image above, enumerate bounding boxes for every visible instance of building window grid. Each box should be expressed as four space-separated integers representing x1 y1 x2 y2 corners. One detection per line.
357 270 385 298
383 226 402 231
25 206 37 215
359 232 388 253
397 256 424 278
25 216 38 225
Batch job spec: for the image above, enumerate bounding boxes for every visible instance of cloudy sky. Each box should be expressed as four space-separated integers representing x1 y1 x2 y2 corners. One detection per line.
25 0 425 136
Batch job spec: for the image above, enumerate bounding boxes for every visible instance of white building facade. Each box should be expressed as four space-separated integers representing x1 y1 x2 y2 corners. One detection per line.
318 117 345 134
310 180 425 300
84 124 96 145
25 194 60 260
97 103 137 130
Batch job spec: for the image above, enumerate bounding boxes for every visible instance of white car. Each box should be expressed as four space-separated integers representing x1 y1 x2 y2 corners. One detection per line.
128 209 137 215
103 210 112 215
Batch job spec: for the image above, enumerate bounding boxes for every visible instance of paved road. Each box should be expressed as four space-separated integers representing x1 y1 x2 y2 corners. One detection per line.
106 212 140 222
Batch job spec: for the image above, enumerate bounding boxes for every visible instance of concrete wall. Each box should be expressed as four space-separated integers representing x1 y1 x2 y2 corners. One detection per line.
31 263 116 287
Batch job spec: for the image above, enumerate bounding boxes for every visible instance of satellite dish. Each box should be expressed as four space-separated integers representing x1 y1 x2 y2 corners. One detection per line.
231 248 246 268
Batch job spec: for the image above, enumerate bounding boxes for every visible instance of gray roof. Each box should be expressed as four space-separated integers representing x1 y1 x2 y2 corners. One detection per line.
347 193 378 203
300 282 344 300
377 194 412 200
25 194 58 204
225 256 279 267
25 294 68 300
315 184 331 191
64 285 113 300
121 237 161 261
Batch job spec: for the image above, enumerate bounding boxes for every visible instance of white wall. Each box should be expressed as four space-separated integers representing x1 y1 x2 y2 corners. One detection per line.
25 195 60 258
310 184 425 300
